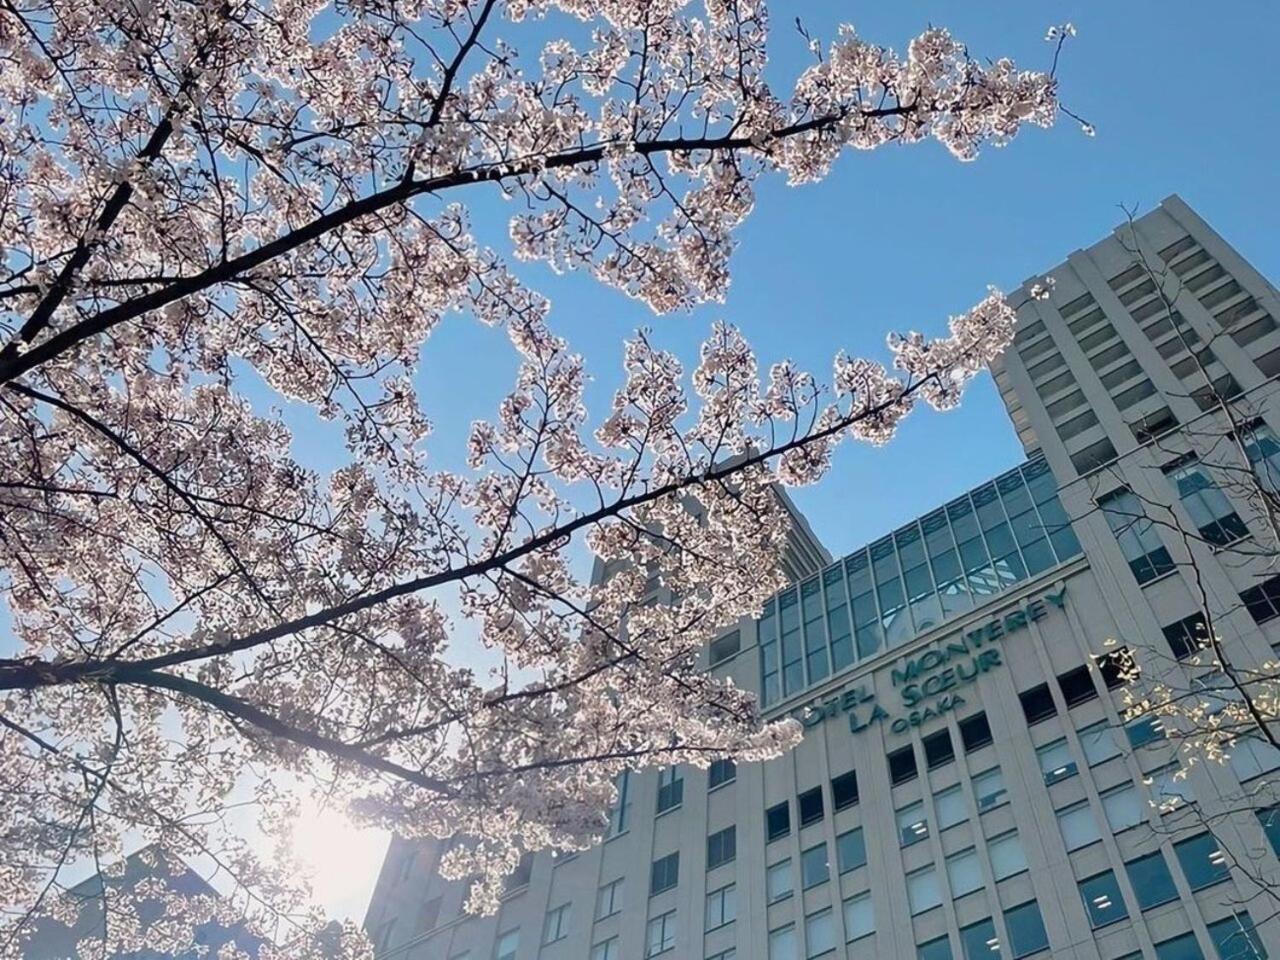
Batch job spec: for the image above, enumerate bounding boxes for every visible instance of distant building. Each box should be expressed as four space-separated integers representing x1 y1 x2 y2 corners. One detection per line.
365 197 1280 960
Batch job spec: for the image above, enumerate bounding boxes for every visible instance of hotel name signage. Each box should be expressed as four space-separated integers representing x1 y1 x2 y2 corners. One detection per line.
792 587 1067 736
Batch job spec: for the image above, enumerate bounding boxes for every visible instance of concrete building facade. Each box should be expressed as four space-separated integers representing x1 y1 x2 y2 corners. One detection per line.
364 197 1280 960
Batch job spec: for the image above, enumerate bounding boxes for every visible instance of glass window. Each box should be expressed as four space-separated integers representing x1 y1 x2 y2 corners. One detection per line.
607 770 632 837
1125 851 1178 910
837 827 867 873
1126 714 1167 748
898 801 929 847
801 844 829 889
1100 488 1175 583
889 745 919 785
1037 738 1078 785
767 802 791 842
495 930 519 960
832 771 859 810
989 831 1028 879
1098 646 1137 689
1240 574 1280 625
706 951 736 960
1079 721 1123 765
1148 761 1195 810
709 758 736 789
1207 912 1267 960
1163 612 1209 661
908 865 942 914
769 924 797 960
710 630 741 666
947 848 983 897
1230 736 1280 782
1154 932 1207 960
798 786 824 826
1174 832 1231 890
1019 683 1057 725
844 893 874 941
805 908 836 958
935 785 968 829
707 826 736 869
646 911 676 957
1057 665 1098 707
705 884 736 930
924 729 956 769
1242 421 1280 493
919 936 954 960
959 918 999 960
1165 459 1248 547
596 878 623 919
1004 901 1050 958
656 766 684 813
591 937 619 960
959 713 994 752
542 903 571 944
1257 806 1280 858
1058 801 1101 851
650 852 679 895
1101 784 1145 833
1078 870 1129 928
767 860 793 903
973 767 1008 811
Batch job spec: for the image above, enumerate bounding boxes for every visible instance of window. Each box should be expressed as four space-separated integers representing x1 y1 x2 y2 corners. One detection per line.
959 918 999 960
1079 721 1123 765
831 770 859 810
706 951 736 960
1257 806 1280 858
1058 801 1101 851
798 786 824 826
709 630 741 666
959 712 994 752
1165 458 1248 547
650 852 679 895
989 831 1028 879
769 924 796 960
1102 784 1145 833
1149 761 1195 809
1207 912 1267 960
1125 851 1178 910
1097 646 1136 689
1242 421 1280 493
707 826 736 869
898 801 929 846
889 745 919 785
1078 870 1128 928
1100 488 1175 583
542 903 571 944
1037 738 1078 785
918 936 954 960
805 908 836 957
766 801 791 842
1240 574 1280 624
844 893 874 941
1126 714 1167 748
801 843 829 889
495 930 519 960
506 852 534 890
607 771 632 837
656 766 684 814
908 865 942 914
1174 832 1231 890
1072 437 1118 475
591 938 619 960
1057 665 1098 707
1163 612 1208 660
1230 736 1280 782
705 884 736 930
935 785 968 829
836 827 867 873
973 767 1008 811
947 848 983 897
767 860 793 903
1155 933 1208 960
708 758 736 790
1019 684 1058 725
923 729 956 769
1004 901 1050 958
596 878 623 919
646 911 676 957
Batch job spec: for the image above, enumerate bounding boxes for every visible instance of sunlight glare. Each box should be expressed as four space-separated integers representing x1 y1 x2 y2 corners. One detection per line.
289 796 390 922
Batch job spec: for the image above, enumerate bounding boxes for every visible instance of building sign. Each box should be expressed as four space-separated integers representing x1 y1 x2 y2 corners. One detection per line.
792 587 1067 736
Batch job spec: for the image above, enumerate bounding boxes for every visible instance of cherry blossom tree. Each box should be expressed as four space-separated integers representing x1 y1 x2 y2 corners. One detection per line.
0 0 1073 954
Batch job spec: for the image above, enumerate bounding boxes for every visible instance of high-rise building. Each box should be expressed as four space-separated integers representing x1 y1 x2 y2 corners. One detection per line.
363 196 1280 960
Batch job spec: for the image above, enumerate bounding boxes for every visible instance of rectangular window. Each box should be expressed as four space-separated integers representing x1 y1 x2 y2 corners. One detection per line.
989 831 1028 879
1163 612 1208 660
645 911 676 958
767 860 793 903
1004 901 1050 958
1102 784 1145 833
1078 870 1128 929
495 930 519 960
843 893 874 941
1207 912 1267 960
766 802 791 843
798 786 824 826
708 758 736 790
1125 851 1179 910
801 843 829 889
1232 737 1280 782
1100 489 1175 583
1149 761 1196 810
1154 933 1204 960
542 903 571 945
709 630 741 666
1175 832 1232 890
1019 684 1058 725
607 771 632 837
768 924 796 960
1079 721 1123 765
1098 646 1137 689
1242 422 1280 493
595 878 623 920
959 918 998 960
973 767 1008 811
707 826 736 869
918 936 954 960
908 865 942 914
1126 714 1166 748
959 712 993 752
1241 574 1280 624
898 801 929 847
831 770 859 811
888 745 919 785
1165 458 1248 547
1057 665 1098 707
1058 801 1101 851
656 766 684 814
805 908 836 958
1037 738 1078 785
650 852 679 896
705 884 736 930
591 937 619 960
935 784 968 829
923 729 956 769
946 848 983 897
836 827 867 873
